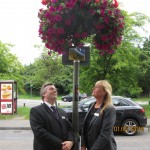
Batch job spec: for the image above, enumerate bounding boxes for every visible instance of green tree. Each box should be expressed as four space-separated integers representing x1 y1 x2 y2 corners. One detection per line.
79 11 149 97
0 41 25 94
22 11 150 97
23 45 73 95
139 37 150 97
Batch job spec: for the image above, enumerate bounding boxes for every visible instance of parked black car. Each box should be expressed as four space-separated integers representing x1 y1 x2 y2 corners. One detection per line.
63 96 147 136
61 93 87 102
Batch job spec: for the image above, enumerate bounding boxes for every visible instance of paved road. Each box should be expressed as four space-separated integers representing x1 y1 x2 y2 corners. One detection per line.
17 99 149 108
17 99 72 108
115 128 150 150
0 129 149 150
0 130 33 150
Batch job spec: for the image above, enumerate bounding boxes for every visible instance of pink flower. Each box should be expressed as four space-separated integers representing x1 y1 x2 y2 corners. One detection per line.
104 17 109 24
95 25 104 30
81 32 88 38
47 28 55 34
108 10 112 16
100 9 105 17
49 6 55 12
45 12 50 18
38 0 124 55
57 28 64 35
58 5 63 11
101 35 108 41
89 9 95 15
45 43 50 49
65 20 71 26
66 0 77 9
74 32 80 38
55 15 62 22
51 0 57 3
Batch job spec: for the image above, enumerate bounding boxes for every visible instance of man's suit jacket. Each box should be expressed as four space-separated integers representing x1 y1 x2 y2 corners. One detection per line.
30 103 75 150
81 103 117 150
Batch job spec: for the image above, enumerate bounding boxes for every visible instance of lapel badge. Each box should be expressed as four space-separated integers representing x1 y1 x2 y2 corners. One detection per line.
94 113 99 116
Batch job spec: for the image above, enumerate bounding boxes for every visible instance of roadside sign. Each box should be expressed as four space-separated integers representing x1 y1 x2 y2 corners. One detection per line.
0 80 17 114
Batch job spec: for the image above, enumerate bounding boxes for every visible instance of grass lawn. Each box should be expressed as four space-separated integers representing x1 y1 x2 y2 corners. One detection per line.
0 107 31 120
18 94 62 100
18 94 40 100
0 104 150 120
143 105 150 117
133 97 150 101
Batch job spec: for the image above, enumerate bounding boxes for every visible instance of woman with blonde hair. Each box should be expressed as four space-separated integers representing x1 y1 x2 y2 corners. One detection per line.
81 80 117 150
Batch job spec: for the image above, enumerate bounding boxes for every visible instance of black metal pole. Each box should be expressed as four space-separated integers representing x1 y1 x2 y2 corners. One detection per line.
72 60 80 150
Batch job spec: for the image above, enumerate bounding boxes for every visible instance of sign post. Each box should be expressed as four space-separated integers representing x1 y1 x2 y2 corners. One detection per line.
62 46 90 149
72 60 80 150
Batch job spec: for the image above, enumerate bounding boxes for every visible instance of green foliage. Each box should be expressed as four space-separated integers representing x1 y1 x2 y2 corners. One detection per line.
23 45 73 95
133 97 150 101
20 11 150 97
1 11 149 98
0 105 149 119
79 11 149 97
123 11 149 44
0 114 14 120
109 41 142 97
143 105 150 117
0 107 31 120
80 39 143 97
18 94 40 100
0 41 25 94
17 107 31 119
138 37 150 96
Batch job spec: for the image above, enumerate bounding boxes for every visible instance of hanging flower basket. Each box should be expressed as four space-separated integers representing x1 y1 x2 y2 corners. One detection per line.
38 0 125 55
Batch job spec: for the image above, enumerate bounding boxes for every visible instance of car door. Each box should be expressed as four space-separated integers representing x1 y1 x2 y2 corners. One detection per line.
113 97 130 126
78 98 95 132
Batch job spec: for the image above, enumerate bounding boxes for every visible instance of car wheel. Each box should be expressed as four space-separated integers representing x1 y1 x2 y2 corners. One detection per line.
121 118 139 136
63 98 67 102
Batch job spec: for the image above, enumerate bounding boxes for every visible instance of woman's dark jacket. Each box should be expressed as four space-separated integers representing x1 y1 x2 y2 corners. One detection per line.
81 102 117 150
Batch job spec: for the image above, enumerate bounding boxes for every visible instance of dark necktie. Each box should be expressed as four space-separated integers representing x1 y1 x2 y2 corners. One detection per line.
51 106 59 120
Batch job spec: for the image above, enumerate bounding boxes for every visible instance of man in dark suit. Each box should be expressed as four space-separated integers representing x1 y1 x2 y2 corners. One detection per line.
30 83 75 150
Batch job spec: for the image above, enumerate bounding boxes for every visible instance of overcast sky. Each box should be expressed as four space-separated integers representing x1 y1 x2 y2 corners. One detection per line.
0 0 150 65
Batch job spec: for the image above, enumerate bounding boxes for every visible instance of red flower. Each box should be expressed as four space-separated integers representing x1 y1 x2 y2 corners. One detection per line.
48 51 51 56
41 0 48 5
95 0 100 3
113 0 119 8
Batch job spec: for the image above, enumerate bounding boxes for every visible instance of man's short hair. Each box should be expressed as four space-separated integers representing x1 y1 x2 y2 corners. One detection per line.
40 83 54 100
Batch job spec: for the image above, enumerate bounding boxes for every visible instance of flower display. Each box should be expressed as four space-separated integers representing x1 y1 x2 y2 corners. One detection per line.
38 0 125 55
